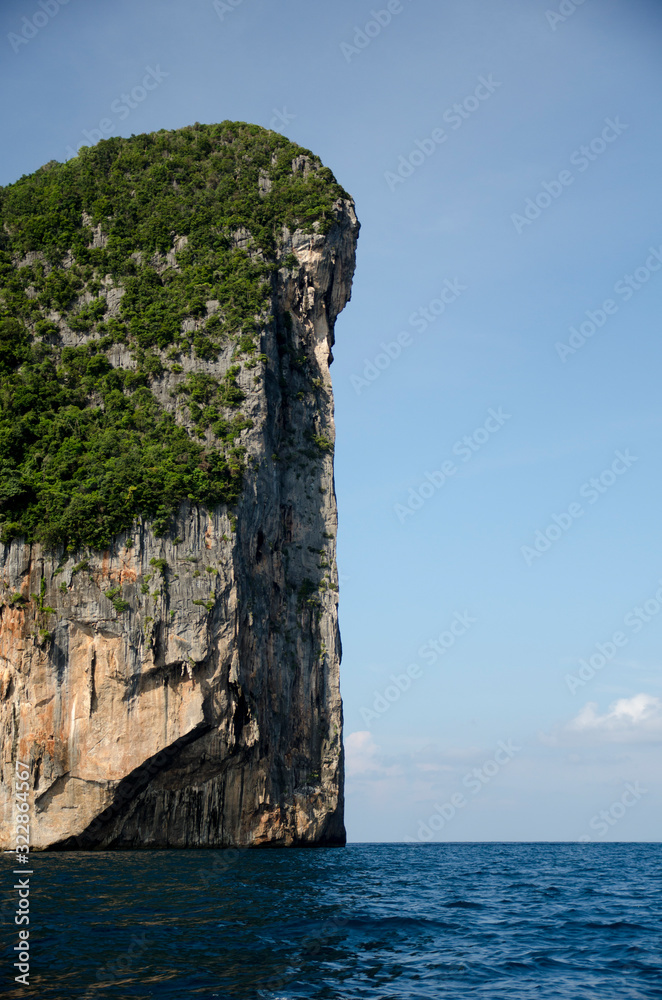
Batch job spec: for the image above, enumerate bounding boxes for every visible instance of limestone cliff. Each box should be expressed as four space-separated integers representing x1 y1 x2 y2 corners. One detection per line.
0 124 359 848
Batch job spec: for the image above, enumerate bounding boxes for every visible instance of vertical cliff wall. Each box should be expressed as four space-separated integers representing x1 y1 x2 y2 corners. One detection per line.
0 123 359 848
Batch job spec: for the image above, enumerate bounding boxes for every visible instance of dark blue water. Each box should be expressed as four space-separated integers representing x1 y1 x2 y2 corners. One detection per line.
1 843 661 998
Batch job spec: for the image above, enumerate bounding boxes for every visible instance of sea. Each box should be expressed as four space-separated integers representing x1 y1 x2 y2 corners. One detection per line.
1 842 660 998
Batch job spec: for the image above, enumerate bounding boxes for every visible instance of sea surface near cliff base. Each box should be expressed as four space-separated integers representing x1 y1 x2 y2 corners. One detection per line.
1 842 660 998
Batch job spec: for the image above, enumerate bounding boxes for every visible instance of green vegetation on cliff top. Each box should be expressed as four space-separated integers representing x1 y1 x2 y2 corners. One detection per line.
0 121 349 551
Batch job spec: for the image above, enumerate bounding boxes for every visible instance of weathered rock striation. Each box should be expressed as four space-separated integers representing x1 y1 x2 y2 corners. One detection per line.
0 124 359 848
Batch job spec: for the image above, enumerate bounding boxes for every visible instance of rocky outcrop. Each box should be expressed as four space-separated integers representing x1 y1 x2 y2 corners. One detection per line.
0 195 359 849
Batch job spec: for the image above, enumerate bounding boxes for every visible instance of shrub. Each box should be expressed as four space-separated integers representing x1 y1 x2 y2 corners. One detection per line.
0 122 349 551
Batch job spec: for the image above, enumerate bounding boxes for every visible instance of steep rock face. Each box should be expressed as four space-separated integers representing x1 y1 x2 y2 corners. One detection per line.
0 130 359 848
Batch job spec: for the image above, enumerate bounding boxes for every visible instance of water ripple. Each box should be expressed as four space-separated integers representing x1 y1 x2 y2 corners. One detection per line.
1 843 660 998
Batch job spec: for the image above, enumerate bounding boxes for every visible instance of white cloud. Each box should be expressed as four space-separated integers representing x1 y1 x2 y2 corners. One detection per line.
345 732 488 778
541 694 662 746
538 692 662 761
345 732 522 796
569 693 661 734
345 730 379 776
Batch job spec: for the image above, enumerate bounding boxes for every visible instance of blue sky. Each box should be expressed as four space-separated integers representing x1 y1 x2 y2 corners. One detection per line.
2 0 661 842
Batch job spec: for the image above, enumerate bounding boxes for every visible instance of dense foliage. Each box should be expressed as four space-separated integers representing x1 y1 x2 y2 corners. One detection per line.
0 122 348 550
0 325 244 549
